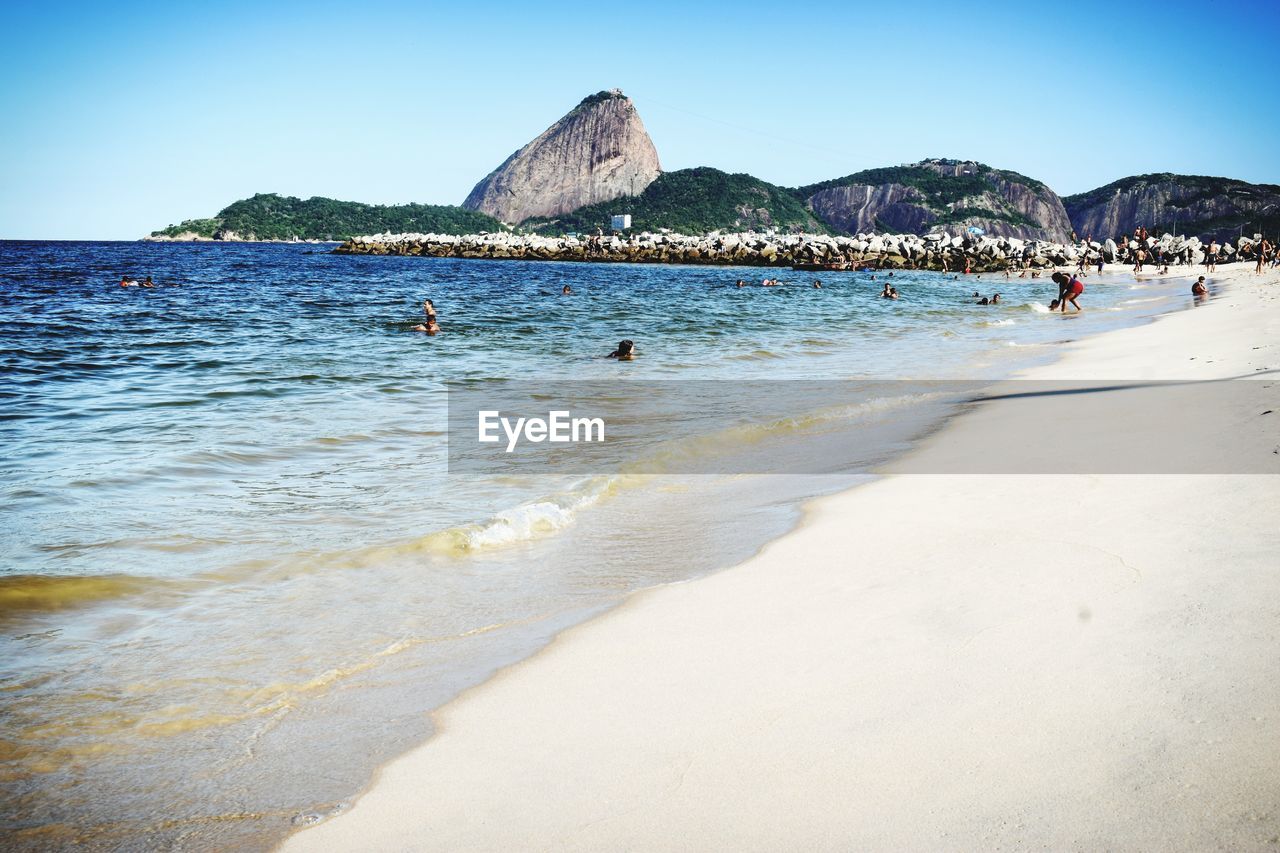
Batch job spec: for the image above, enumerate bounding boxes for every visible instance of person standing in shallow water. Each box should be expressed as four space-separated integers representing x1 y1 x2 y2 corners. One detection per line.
412 298 439 333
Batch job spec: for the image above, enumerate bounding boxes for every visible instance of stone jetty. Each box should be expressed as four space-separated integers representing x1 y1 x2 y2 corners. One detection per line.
333 229 1266 272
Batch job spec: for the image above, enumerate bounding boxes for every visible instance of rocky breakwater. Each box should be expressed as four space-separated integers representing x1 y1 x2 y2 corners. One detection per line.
333 230 1118 271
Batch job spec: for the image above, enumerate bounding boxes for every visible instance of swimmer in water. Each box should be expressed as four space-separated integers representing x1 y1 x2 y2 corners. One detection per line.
422 299 436 319
607 339 636 360
562 284 573 295
736 279 746 288
991 293 1001 304
119 275 138 287
141 276 155 288
813 280 822 289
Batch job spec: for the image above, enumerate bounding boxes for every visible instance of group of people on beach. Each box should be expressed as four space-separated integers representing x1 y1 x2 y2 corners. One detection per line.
1073 224 1275 275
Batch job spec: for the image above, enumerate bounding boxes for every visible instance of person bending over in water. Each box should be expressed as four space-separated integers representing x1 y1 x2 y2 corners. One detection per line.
1060 273 1084 312
606 339 636 360
1052 271 1071 302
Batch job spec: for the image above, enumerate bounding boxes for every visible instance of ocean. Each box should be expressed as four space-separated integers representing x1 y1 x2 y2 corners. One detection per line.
0 240 1187 850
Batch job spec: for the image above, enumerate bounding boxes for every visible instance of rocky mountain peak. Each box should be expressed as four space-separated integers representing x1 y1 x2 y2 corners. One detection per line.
462 90 662 225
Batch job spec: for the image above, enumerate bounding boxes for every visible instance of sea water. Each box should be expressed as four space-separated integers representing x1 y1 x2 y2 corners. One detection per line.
0 241 1189 849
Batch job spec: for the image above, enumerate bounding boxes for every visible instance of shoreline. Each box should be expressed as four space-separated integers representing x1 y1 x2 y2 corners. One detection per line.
282 263 1280 849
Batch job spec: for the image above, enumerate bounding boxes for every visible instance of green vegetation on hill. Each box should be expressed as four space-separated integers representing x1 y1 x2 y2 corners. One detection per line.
797 165 990 204
574 89 627 111
151 193 503 241
1063 173 1280 240
1061 173 1278 210
795 160 1043 230
156 218 220 238
524 167 830 236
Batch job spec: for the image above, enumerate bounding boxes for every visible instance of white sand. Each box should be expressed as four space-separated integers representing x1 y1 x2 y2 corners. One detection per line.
283 264 1280 851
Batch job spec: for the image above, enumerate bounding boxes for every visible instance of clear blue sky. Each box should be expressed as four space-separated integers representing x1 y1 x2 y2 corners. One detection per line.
2 0 1277 239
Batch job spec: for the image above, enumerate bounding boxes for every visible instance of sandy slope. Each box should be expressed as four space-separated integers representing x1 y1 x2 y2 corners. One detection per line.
283 263 1280 851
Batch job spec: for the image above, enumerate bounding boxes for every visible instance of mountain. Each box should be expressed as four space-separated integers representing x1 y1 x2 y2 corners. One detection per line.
522 167 829 236
462 89 662 225
149 193 502 241
795 159 1073 242
1063 174 1280 241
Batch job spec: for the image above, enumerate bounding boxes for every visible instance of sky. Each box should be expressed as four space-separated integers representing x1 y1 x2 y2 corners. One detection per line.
1 0 1277 239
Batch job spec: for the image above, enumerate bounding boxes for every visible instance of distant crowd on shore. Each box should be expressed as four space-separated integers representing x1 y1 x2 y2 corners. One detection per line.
1070 226 1276 276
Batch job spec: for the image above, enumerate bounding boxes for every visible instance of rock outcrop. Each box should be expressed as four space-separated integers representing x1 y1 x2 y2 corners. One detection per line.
799 159 1073 242
462 90 662 225
1064 174 1280 241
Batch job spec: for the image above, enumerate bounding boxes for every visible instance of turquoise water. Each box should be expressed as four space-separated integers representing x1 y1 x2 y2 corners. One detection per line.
0 241 1187 849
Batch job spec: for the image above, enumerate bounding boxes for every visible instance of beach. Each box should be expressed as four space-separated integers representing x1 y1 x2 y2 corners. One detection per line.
282 263 1280 851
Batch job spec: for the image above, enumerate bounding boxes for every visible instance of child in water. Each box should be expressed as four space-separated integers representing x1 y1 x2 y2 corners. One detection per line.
607 339 636 360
